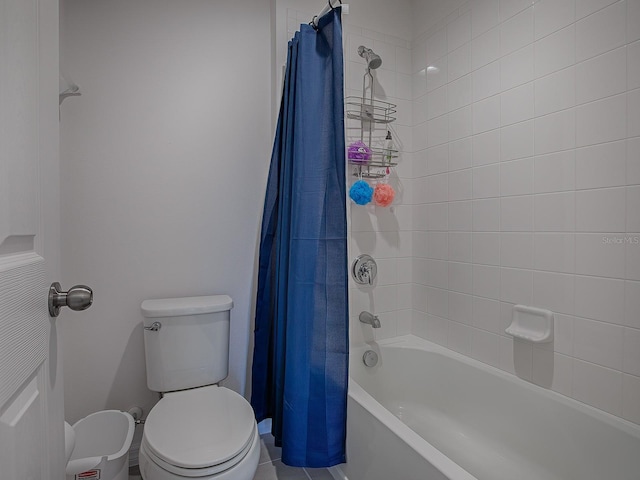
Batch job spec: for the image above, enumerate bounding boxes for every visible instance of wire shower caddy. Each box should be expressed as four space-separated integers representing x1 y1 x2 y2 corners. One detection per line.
346 66 399 179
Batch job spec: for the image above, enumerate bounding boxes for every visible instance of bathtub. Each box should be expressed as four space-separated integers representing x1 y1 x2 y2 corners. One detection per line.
329 335 640 480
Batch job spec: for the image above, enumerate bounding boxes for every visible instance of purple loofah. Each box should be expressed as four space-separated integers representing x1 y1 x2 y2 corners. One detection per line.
348 141 371 164
349 180 373 205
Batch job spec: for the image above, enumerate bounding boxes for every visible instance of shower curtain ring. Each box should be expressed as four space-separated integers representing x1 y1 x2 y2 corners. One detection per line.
328 0 334 10
310 15 319 31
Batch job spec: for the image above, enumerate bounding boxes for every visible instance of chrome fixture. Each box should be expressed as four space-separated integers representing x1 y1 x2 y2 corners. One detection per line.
59 73 81 105
357 45 382 70
362 350 379 367
48 282 93 317
144 322 162 332
128 406 146 425
352 254 377 285
359 311 381 328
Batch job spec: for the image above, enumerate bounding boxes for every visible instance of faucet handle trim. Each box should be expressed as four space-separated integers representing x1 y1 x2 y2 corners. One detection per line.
352 254 377 286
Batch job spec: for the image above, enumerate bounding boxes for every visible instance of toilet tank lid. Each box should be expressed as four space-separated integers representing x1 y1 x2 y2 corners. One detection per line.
141 295 233 318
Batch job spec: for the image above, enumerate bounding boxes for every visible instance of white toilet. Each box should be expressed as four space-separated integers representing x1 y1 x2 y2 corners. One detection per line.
138 295 260 480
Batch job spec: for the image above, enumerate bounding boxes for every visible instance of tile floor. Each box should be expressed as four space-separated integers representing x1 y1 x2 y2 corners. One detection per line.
254 434 334 480
129 465 142 479
128 434 334 480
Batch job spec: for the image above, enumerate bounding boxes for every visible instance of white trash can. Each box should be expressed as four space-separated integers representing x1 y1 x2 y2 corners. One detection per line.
66 410 135 480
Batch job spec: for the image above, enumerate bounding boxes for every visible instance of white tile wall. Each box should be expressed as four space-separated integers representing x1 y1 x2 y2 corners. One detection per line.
473 129 500 166
575 47 626 105
629 41 640 89
629 0 640 43
575 1 626 62
340 0 640 431
344 21 413 346
502 82 535 125
534 67 575 116
499 0 533 23
501 233 533 268
575 141 626 189
533 191 575 231
536 28 575 79
500 45 534 90
500 157 533 196
533 0 575 40
473 61 501 101
501 120 534 161
448 44 472 81
473 232 500 265
533 150 575 193
500 6 534 56
533 233 575 273
409 0 640 426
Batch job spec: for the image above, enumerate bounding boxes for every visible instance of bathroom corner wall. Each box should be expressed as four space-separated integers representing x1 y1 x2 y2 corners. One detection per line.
410 0 640 425
59 0 272 422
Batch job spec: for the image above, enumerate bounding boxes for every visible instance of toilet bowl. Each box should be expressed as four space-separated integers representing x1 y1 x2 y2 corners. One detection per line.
139 386 260 480
139 295 259 480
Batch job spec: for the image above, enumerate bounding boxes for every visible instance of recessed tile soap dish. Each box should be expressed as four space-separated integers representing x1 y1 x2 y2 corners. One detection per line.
505 305 554 343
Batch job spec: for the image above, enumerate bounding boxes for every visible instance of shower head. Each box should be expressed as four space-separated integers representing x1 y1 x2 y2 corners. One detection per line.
357 45 382 70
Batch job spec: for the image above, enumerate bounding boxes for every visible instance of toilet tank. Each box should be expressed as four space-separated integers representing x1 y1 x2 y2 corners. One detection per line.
141 295 233 393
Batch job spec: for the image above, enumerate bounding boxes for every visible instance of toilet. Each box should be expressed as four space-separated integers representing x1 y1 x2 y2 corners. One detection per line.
138 295 260 480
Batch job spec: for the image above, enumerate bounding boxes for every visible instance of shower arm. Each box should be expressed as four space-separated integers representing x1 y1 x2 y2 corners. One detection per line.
356 44 382 147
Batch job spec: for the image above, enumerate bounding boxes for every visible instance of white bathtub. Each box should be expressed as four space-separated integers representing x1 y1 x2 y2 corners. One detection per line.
330 335 640 480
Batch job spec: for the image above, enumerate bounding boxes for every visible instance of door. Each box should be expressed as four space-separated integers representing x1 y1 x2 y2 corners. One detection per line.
0 0 65 479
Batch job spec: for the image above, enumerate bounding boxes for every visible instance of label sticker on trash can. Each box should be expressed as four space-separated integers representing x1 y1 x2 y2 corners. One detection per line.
76 470 100 480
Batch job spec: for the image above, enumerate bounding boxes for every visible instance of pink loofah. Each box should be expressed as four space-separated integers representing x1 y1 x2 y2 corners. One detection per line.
373 183 395 207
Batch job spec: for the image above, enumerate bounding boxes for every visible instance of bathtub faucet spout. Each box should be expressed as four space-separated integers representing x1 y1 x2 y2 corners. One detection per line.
359 311 381 328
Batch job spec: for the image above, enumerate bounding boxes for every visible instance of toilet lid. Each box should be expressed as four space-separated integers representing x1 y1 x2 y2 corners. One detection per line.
143 385 256 469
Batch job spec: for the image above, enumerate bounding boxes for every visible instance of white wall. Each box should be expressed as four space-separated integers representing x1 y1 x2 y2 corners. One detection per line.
410 0 640 425
59 0 272 422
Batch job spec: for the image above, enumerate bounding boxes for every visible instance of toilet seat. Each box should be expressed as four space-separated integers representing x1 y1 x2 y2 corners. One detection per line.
142 385 257 474
138 428 260 480
140 427 257 477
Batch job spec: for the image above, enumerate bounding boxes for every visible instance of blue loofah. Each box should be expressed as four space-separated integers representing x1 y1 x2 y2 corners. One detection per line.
349 180 373 205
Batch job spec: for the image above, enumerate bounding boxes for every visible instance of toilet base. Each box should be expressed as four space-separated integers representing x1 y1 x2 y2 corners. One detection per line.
139 425 260 480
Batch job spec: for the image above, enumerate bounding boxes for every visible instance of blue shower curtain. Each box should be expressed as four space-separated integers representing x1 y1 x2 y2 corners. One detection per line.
250 8 348 468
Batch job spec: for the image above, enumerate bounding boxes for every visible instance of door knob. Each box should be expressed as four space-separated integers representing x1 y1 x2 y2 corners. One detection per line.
48 282 93 317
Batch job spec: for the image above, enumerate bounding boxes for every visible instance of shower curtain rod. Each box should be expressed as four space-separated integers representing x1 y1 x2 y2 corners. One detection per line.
311 0 346 28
